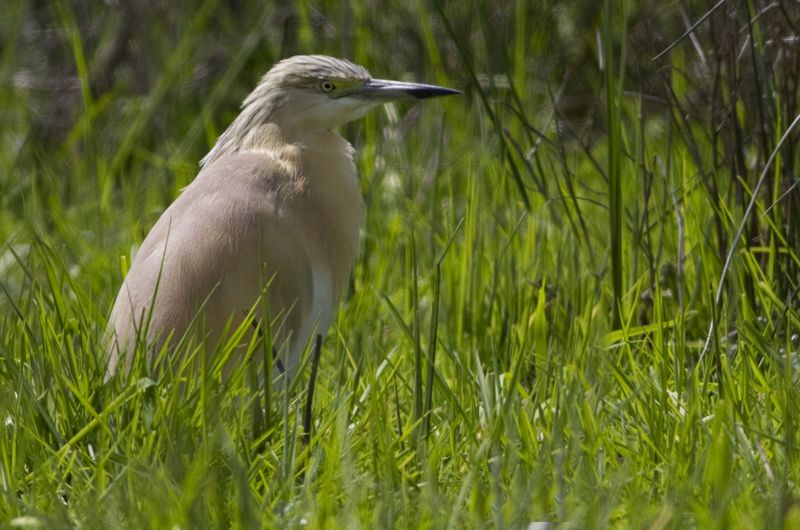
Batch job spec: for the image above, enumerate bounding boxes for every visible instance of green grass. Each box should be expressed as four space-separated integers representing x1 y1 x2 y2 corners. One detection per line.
1 0 799 528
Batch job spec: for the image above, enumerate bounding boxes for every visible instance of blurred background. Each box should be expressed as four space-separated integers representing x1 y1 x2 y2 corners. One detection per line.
2 0 797 302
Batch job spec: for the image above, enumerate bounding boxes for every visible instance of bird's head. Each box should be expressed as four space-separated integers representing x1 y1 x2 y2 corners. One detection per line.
251 55 461 131
200 55 459 168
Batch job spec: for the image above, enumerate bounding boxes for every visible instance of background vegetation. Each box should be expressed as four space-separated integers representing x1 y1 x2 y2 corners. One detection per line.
1 0 799 527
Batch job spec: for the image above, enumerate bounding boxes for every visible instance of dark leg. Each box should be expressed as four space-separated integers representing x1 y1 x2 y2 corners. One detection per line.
302 334 323 446
249 317 285 374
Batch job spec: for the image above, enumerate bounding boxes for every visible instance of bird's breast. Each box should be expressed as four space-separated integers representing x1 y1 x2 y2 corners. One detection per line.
298 133 364 304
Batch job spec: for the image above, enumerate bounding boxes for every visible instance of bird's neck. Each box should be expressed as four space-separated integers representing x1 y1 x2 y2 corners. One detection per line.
201 101 339 169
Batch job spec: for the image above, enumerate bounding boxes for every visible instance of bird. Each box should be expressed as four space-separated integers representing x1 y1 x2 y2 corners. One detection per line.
105 55 459 382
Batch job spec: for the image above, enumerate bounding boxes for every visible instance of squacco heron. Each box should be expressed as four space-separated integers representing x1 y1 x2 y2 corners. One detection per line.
106 55 459 380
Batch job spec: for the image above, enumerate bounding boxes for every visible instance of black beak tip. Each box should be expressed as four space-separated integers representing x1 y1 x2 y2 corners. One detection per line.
411 86 463 99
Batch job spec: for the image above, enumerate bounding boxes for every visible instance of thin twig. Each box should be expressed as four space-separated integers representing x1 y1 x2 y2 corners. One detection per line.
652 0 728 63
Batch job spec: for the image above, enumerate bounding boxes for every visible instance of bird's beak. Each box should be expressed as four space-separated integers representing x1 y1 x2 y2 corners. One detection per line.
350 78 461 100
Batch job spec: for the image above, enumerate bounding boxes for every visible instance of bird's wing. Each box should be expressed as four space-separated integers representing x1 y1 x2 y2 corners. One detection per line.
107 150 312 375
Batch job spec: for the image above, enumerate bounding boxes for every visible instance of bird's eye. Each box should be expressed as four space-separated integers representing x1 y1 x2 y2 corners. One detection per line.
320 80 336 92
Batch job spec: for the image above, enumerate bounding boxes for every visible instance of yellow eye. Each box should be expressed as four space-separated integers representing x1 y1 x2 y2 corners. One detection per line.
320 80 335 92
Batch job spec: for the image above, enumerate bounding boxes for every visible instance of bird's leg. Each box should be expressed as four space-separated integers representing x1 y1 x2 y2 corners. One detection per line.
302 334 323 446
